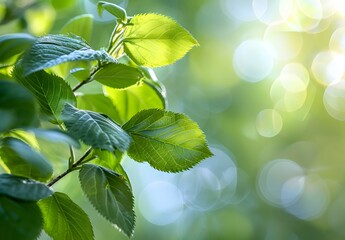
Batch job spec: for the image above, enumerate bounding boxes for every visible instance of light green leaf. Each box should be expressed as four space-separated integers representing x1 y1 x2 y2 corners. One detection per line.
79 164 135 238
21 34 115 76
104 81 165 124
61 14 94 42
123 109 213 172
0 81 38 133
13 65 76 123
77 94 121 123
0 196 42 240
61 103 131 152
123 13 199 67
0 33 36 62
31 129 80 148
0 137 53 181
98 1 127 21
92 149 124 170
0 173 53 201
38 192 94 240
92 63 142 89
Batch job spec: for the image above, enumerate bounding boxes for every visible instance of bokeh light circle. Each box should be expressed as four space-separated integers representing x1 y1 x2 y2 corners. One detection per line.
330 27 345 54
139 181 184 225
221 0 257 22
233 40 274 83
323 80 345 121
253 0 293 25
258 159 304 206
256 109 283 137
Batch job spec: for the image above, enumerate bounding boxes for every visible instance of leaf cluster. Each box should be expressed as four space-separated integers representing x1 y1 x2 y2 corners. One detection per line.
0 2 212 239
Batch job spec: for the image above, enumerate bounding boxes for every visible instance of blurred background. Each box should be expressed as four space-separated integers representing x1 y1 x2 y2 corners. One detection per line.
2 0 345 239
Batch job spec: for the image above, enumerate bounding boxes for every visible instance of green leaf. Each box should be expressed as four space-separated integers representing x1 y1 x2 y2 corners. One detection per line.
104 81 165 124
61 103 131 152
97 1 127 21
61 14 94 42
31 129 80 148
13 65 76 123
123 14 199 67
79 164 135 237
21 34 115 76
0 138 53 181
77 94 121 123
92 63 142 89
0 173 53 201
38 192 94 240
92 149 124 170
0 33 36 62
123 109 213 172
0 196 42 240
0 81 38 133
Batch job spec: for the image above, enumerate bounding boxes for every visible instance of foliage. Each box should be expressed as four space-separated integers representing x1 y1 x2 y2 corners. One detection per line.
0 1 211 239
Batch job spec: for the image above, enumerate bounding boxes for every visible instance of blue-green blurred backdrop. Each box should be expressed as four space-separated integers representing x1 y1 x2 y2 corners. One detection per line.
2 0 345 239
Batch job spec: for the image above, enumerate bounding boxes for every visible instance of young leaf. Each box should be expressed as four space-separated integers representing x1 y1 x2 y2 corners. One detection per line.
61 14 94 43
0 196 43 240
61 103 131 152
21 34 115 76
98 1 127 21
104 81 165 124
0 138 53 182
77 94 121 123
92 149 124 170
31 129 80 148
79 164 135 237
13 65 76 123
0 33 36 62
123 14 199 67
38 192 94 240
0 81 38 133
92 63 141 89
0 174 53 201
123 109 213 172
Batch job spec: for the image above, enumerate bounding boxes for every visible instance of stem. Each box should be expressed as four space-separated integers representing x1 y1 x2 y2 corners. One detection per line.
72 77 90 92
47 147 93 187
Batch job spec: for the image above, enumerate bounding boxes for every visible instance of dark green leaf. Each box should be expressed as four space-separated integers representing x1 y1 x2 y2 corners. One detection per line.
38 192 94 240
0 196 42 240
21 34 115 76
0 81 38 133
104 81 165 124
123 109 213 172
123 14 199 67
77 94 121 123
13 65 76 123
61 14 94 42
31 129 80 148
0 174 53 201
79 164 135 237
97 1 127 21
61 103 131 152
92 63 141 89
0 138 53 181
0 33 36 62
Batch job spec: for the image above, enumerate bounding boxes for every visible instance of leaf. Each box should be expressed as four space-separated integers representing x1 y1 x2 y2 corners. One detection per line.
31 129 80 148
0 196 42 240
104 81 165 124
0 137 53 181
123 14 199 67
92 63 142 89
0 174 53 201
38 192 94 240
61 14 94 42
0 33 36 62
21 34 115 76
123 109 213 172
61 103 131 152
13 65 76 123
79 164 135 237
92 149 124 170
98 1 127 21
0 81 38 133
77 94 121 123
